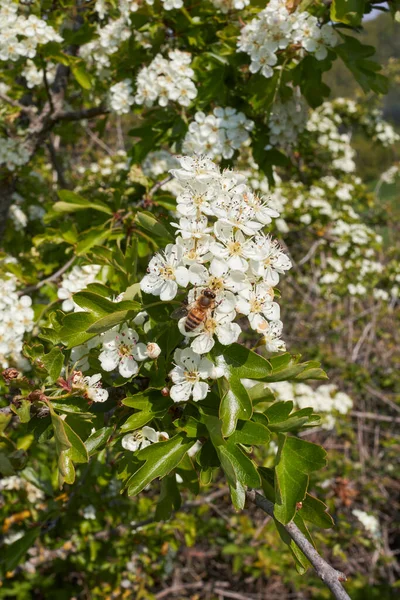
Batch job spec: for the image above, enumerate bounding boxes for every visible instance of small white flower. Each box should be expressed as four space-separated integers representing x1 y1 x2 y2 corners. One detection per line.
99 325 147 378
236 283 280 331
122 426 169 452
71 372 109 403
169 348 216 402
140 244 189 301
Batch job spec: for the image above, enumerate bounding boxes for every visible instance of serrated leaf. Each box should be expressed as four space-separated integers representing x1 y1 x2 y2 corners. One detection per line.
274 434 327 524
126 434 195 497
41 347 64 383
301 493 334 529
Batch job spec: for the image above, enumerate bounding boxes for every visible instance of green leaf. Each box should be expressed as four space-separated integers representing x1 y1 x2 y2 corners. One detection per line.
265 402 320 432
301 493 334 529
331 0 365 26
76 226 110 255
60 312 98 348
11 400 31 424
85 427 113 456
274 434 327 524
72 292 140 318
49 407 72 487
222 344 272 379
72 64 92 89
126 434 195 497
229 420 270 446
86 309 140 334
335 34 389 95
63 421 89 464
135 211 173 241
41 347 64 383
204 415 260 500
53 190 112 215
4 527 41 572
155 474 181 520
219 376 252 437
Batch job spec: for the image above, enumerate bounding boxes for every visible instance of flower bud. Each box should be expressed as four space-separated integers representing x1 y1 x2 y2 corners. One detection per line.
146 342 161 360
2 368 20 383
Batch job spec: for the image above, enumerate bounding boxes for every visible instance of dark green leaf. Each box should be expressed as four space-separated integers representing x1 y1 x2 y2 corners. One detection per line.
126 434 195 497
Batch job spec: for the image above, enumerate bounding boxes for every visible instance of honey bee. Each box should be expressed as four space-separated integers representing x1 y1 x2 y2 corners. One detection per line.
172 288 217 332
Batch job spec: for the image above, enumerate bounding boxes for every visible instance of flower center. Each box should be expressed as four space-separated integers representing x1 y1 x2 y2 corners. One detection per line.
228 241 242 256
204 317 217 335
160 265 175 280
250 298 263 313
208 276 224 292
118 343 133 357
184 370 199 383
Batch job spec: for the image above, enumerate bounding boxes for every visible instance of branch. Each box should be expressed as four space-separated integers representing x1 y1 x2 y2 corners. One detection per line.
17 256 76 297
55 105 110 122
246 491 351 600
0 92 36 116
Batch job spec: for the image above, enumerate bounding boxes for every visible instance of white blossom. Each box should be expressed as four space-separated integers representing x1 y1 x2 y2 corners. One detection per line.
135 50 197 108
122 426 169 451
99 324 148 378
58 265 102 312
71 372 109 403
237 0 337 79
169 348 217 402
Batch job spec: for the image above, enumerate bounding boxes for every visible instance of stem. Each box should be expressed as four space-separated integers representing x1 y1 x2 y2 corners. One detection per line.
246 491 351 600
17 256 76 297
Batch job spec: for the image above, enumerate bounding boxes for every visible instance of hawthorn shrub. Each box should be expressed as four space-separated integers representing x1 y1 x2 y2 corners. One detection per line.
0 1 399 598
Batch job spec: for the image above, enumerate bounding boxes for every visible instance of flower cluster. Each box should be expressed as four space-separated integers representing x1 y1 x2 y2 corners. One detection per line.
212 0 250 12
109 79 135 114
0 1 62 62
268 381 353 430
134 50 197 108
333 98 400 148
306 102 356 173
22 60 56 89
0 276 33 370
183 107 254 160
57 265 102 312
0 137 30 171
140 156 292 403
237 0 338 79
266 94 308 149
80 17 130 70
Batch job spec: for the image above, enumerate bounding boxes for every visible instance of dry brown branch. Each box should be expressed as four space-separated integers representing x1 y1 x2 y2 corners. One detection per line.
246 490 351 600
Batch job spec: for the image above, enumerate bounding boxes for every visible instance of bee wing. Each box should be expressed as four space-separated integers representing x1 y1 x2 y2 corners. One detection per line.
171 305 189 320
